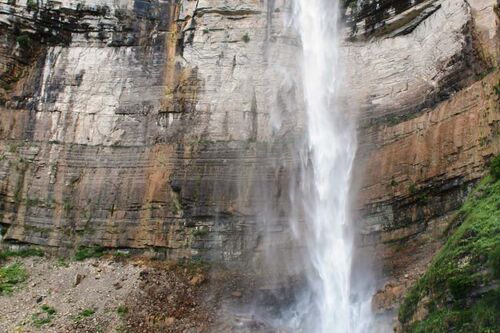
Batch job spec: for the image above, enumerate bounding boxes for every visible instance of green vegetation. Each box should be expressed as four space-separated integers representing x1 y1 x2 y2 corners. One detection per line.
0 263 28 295
343 0 358 10
116 305 128 317
55 258 69 268
74 246 106 261
32 305 56 327
0 247 44 261
493 80 500 98
16 35 32 49
78 308 95 317
73 308 95 322
399 170 500 332
1 81 12 91
25 197 43 207
406 291 499 333
416 192 429 206
26 0 38 11
192 227 210 237
242 33 250 43
63 198 73 214
177 257 209 275
490 155 500 180
112 251 130 259
0 225 7 237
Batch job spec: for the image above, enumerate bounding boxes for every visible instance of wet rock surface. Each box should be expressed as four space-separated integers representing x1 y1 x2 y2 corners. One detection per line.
0 0 499 329
0 0 495 258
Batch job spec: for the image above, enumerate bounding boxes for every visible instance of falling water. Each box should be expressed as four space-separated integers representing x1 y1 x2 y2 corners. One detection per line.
289 0 370 332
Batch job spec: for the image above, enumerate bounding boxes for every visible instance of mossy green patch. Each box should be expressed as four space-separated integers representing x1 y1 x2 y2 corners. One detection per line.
55 258 69 268
16 34 32 49
408 290 499 333
0 263 28 295
399 174 500 332
74 246 106 261
490 155 500 180
0 247 44 260
26 0 38 11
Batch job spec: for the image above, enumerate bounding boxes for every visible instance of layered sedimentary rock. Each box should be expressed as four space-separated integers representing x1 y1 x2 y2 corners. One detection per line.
0 0 499 326
0 0 301 263
354 0 500 321
346 0 487 121
361 71 499 319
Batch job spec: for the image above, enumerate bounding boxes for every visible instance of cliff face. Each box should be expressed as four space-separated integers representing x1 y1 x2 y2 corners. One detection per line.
0 0 499 324
0 0 302 263
342 0 498 324
354 0 500 319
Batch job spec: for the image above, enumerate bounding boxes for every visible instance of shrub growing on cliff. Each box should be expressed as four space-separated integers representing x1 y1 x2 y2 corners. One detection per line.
74 246 105 261
16 35 32 49
408 183 417 194
26 0 38 12
490 155 500 180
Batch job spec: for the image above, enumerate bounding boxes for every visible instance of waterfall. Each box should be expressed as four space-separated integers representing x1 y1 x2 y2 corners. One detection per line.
288 0 372 332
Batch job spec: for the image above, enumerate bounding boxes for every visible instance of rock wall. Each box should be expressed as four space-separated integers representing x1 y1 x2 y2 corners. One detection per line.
0 0 302 264
0 0 499 322
354 0 500 321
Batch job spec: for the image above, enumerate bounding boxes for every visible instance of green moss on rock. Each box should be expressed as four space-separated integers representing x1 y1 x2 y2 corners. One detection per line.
74 246 105 261
399 172 500 332
490 155 500 180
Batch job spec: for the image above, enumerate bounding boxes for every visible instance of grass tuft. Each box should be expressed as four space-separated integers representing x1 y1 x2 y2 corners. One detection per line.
32 305 56 327
0 247 44 260
73 308 95 322
79 308 95 317
116 305 128 317
0 263 28 295
74 246 105 261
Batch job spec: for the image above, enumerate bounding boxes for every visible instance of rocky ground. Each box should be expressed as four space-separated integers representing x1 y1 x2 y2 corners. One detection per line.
0 253 288 333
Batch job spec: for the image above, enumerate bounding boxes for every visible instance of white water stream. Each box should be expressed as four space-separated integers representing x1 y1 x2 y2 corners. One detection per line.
290 0 372 332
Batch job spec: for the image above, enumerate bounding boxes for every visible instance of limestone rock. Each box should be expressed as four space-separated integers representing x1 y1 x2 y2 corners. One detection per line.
0 2 498 324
